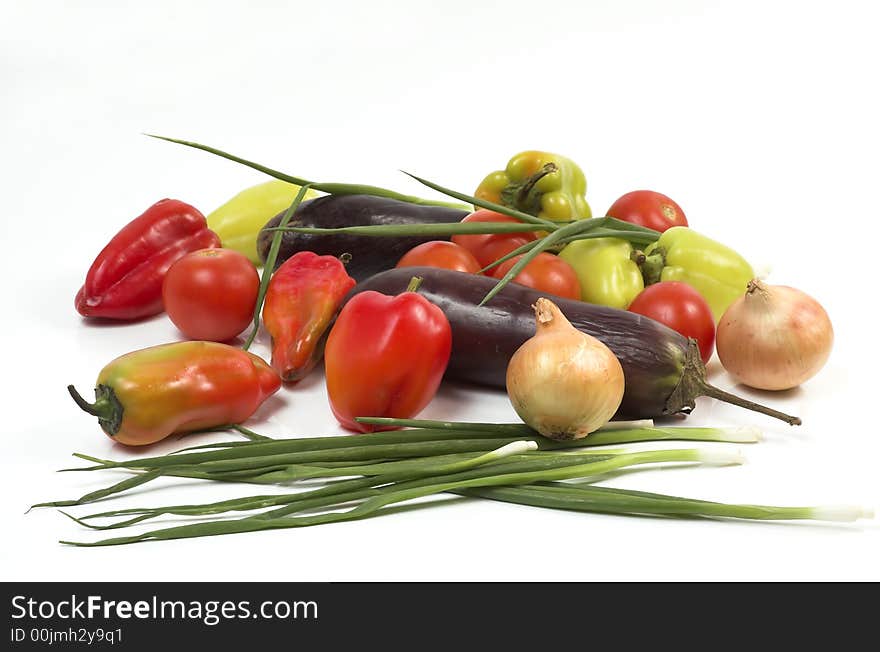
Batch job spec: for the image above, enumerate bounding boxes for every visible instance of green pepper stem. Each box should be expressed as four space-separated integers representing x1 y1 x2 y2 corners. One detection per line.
638 248 666 285
67 385 105 418
502 162 558 214
405 276 424 293
67 385 124 436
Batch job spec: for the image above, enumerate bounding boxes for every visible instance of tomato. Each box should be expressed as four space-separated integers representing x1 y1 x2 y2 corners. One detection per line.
473 236 535 270
606 190 688 233
396 241 481 273
490 253 582 301
162 248 260 342
628 281 715 363
451 210 538 268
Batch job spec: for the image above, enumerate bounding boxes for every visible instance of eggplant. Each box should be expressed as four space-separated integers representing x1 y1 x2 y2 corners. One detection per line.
347 267 801 425
257 194 469 280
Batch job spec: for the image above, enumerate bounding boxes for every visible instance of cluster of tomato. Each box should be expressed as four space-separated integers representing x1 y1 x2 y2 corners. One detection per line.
395 190 717 365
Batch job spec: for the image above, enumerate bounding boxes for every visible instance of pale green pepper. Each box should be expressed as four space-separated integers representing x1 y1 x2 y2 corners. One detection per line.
640 226 754 322
558 238 644 309
207 179 318 264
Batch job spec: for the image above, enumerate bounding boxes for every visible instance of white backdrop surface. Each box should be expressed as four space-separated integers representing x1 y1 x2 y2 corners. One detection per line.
2 0 878 581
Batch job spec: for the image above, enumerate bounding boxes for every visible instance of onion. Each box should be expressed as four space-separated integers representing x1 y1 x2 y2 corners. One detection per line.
505 297 625 440
716 280 833 391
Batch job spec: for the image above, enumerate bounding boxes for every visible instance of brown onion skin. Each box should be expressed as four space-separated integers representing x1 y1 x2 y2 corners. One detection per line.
716 280 833 391
506 298 625 440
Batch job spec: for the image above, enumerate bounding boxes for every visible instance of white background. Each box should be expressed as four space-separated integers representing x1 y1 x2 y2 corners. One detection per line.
2 0 879 581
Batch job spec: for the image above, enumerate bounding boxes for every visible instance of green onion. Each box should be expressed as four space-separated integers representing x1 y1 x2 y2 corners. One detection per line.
145 135 470 210
59 448 733 546
456 484 873 522
242 183 311 350
149 134 662 303
262 221 549 237
38 419 870 546
36 421 763 512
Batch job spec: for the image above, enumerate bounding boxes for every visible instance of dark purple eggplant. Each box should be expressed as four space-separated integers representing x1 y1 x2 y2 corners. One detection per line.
257 194 468 280
347 267 801 425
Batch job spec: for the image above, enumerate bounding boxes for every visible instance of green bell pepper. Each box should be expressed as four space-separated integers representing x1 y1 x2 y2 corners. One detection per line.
640 226 754 322
558 238 644 309
207 179 318 264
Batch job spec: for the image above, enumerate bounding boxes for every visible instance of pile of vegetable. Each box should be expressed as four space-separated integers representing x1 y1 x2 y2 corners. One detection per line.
43 138 869 546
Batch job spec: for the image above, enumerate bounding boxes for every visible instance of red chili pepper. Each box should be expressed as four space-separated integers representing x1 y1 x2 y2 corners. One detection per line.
67 341 281 446
262 251 356 383
75 199 221 320
324 277 452 433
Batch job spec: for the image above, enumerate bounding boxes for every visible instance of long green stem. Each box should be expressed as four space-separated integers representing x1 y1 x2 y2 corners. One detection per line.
454 484 847 521
31 471 163 509
353 417 536 433
478 219 609 305
262 221 549 237
73 442 537 530
146 135 469 210
243 183 311 350
72 450 620 528
65 426 552 472
39 421 763 511
62 424 759 475
58 448 731 546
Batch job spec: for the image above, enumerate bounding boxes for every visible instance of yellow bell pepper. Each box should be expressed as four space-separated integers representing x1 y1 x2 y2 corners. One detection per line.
475 151 591 222
207 179 318 264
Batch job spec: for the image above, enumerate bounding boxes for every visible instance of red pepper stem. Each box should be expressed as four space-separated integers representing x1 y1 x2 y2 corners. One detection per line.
67 384 124 436
405 276 424 293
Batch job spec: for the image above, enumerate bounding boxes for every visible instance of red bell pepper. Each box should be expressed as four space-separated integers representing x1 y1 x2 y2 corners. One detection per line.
75 199 221 320
68 341 281 446
262 251 356 382
324 278 452 433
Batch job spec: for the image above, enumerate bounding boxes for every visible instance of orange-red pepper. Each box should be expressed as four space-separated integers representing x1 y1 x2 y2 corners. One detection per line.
67 341 281 446
262 251 356 382
324 278 452 433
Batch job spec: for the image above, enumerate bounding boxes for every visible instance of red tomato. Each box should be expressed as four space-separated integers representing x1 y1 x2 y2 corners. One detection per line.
606 190 688 232
491 253 582 301
396 241 481 273
473 236 535 270
162 248 260 342
628 281 715 363
451 210 538 268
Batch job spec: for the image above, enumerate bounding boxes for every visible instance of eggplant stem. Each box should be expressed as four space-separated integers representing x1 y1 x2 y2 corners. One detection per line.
664 340 802 426
697 381 802 426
